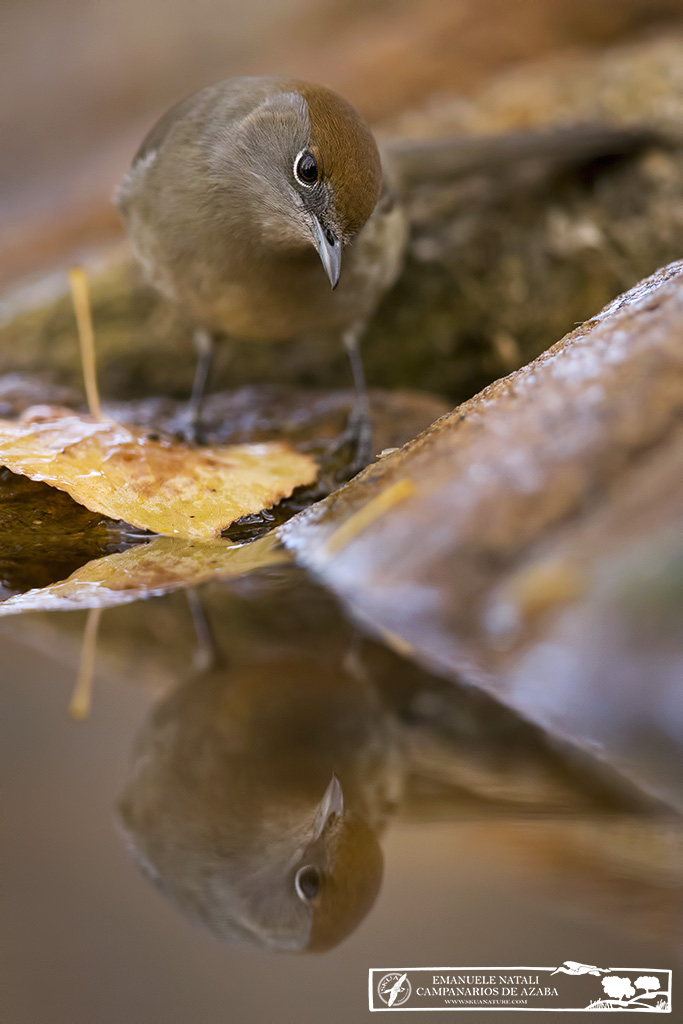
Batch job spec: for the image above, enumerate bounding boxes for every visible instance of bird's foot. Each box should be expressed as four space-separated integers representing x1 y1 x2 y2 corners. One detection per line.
174 405 206 446
347 409 375 476
328 403 375 480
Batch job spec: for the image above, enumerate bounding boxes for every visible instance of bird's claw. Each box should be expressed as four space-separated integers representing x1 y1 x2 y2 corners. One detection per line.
328 407 374 479
174 406 205 446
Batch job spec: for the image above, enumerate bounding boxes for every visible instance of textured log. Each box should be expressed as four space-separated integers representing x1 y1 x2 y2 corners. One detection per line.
281 262 683 812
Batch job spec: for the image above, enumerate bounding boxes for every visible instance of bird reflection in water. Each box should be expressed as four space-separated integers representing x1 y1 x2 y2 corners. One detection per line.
115 566 680 954
118 637 402 952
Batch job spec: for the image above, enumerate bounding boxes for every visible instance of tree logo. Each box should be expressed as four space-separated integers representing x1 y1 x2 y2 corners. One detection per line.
586 973 670 1011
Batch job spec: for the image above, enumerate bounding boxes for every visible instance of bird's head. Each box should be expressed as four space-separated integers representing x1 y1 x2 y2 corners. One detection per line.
119 771 383 952
206 78 383 288
214 774 384 953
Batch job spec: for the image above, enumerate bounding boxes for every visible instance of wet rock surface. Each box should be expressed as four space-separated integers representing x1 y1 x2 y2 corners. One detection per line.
281 262 683 811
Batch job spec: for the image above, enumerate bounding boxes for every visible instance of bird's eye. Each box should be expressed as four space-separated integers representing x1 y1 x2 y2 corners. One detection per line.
295 865 321 901
294 151 319 186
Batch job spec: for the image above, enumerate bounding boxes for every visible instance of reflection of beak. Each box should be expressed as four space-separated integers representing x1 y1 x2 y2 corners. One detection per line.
313 774 344 839
310 217 341 289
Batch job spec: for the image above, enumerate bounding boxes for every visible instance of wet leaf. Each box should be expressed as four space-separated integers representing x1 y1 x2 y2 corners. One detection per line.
0 406 317 539
0 466 125 595
0 531 288 614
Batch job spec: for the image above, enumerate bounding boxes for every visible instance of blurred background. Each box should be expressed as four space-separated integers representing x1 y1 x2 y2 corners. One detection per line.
3 0 683 288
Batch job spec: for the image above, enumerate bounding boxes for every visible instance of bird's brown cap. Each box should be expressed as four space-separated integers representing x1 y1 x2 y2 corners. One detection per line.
295 81 383 237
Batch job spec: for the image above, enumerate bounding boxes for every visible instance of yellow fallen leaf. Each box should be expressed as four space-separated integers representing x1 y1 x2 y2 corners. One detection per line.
0 406 317 539
0 531 288 614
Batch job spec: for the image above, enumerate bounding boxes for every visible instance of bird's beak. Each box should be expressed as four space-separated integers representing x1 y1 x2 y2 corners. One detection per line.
310 217 341 290
312 774 344 840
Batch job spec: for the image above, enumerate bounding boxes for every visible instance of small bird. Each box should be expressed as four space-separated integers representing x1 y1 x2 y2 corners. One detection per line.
117 76 661 460
116 76 408 460
117 655 402 952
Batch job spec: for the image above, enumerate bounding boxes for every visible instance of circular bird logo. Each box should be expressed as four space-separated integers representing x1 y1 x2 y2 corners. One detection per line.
377 972 412 1007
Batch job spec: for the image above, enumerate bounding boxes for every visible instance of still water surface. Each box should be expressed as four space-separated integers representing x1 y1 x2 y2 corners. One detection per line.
1 565 680 1023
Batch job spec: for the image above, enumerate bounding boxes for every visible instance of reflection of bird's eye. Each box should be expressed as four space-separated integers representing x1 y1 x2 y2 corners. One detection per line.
294 151 319 186
295 865 321 901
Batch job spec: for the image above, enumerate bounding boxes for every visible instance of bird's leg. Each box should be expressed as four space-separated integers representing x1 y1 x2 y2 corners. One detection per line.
343 630 372 687
186 589 221 674
341 323 374 473
182 327 215 443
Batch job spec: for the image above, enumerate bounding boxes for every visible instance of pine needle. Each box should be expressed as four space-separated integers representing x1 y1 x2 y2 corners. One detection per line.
68 266 103 421
69 607 102 720
323 478 415 557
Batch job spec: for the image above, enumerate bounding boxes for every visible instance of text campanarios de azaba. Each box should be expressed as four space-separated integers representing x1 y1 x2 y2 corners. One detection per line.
416 976 559 999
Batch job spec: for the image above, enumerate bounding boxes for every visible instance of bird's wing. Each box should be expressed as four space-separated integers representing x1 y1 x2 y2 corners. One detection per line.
128 93 207 171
